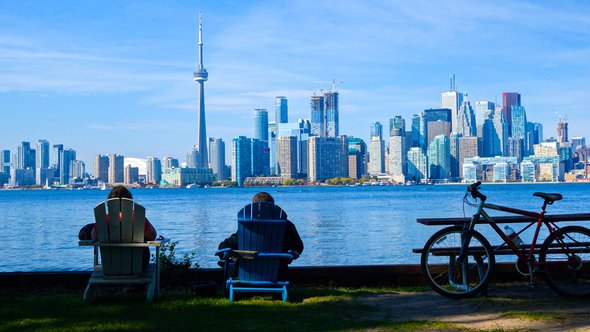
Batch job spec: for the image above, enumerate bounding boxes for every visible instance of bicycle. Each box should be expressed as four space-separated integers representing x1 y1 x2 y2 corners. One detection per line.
420 181 590 299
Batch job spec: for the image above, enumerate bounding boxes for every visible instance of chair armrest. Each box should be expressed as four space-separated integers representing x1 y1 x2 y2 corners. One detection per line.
215 247 233 260
288 250 301 260
78 240 97 246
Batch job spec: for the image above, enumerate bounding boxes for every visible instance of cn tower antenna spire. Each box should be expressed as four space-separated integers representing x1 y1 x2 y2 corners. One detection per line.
194 11 209 168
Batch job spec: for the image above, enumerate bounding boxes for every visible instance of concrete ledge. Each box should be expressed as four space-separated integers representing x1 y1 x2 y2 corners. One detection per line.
0 263 524 290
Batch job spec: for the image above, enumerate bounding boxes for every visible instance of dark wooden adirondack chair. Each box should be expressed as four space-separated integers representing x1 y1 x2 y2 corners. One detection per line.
215 202 300 302
79 197 164 303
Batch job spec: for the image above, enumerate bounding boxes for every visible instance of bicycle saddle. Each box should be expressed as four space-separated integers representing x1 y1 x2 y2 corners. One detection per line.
533 192 563 203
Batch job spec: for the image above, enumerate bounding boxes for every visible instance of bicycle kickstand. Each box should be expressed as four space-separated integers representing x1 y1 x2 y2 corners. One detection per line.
528 263 537 289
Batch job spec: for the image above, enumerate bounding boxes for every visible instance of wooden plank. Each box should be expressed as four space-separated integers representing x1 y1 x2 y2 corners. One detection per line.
132 202 146 276
107 198 123 275
417 213 590 226
94 202 113 276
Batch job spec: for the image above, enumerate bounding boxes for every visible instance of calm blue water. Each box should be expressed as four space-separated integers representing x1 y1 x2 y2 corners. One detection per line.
1 183 589 272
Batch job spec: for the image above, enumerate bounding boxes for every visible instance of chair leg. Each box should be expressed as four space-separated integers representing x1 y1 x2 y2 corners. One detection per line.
282 286 288 302
83 283 95 303
146 280 156 303
229 284 234 302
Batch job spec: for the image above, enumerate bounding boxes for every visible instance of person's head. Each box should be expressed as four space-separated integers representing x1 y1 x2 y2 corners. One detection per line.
252 192 274 203
108 185 133 200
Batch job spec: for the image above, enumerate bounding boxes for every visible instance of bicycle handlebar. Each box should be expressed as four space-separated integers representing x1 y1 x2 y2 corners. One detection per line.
466 181 486 201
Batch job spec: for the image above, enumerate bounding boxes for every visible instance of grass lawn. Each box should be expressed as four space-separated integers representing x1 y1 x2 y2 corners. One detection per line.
0 286 456 332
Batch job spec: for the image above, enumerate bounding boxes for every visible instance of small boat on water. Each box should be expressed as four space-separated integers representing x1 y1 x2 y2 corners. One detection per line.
186 183 201 189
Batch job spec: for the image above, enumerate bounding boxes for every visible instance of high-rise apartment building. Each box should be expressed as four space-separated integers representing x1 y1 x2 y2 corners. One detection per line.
194 14 209 169
72 160 85 179
388 128 405 183
253 108 269 141
325 91 339 137
511 106 527 138
35 139 50 185
458 136 479 178
428 135 450 180
268 122 277 175
508 136 524 161
1 150 10 173
146 157 162 184
60 148 76 185
449 132 462 179
491 106 509 157
162 156 179 171
389 116 406 136
16 141 34 170
94 155 109 182
275 96 288 127
278 119 311 177
368 122 385 176
407 147 427 182
51 144 63 179
186 147 199 168
124 164 139 184
307 136 348 182
475 101 495 157
557 118 568 145
277 136 298 179
310 95 325 137
231 136 252 185
251 138 270 176
502 92 521 132
108 154 124 184
209 138 226 181
427 120 451 147
411 114 425 148
348 137 367 179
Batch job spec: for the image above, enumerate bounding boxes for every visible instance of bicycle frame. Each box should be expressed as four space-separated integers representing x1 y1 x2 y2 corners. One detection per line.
459 197 571 268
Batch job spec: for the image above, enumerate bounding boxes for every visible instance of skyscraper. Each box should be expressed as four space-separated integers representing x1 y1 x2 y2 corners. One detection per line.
310 95 325 137
307 136 348 182
231 136 252 185
209 138 226 181
146 157 162 184
348 137 367 179
35 139 50 185
491 105 509 157
253 108 269 141
428 135 450 180
194 13 209 168
388 128 406 183
557 117 568 145
456 100 476 137
407 147 427 182
441 88 464 132
369 122 385 175
60 148 76 185
325 91 339 137
502 92 521 132
275 96 288 127
277 135 297 179
511 105 528 139
458 136 479 178
108 154 124 184
1 150 10 173
186 147 199 168
51 144 63 179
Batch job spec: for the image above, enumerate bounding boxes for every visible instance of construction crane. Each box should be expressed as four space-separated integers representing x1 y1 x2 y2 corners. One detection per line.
313 78 343 93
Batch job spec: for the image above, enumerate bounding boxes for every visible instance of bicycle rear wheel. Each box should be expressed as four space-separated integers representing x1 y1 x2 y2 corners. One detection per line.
539 225 590 298
421 226 494 299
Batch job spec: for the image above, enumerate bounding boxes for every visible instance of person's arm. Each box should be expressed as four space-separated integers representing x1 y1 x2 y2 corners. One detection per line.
144 218 157 241
218 232 238 250
285 221 304 254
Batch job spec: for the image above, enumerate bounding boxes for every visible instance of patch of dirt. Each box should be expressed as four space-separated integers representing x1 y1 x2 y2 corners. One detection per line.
356 283 590 331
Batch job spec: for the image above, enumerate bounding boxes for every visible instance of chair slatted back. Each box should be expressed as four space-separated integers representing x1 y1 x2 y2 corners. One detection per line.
94 198 146 276
237 202 287 282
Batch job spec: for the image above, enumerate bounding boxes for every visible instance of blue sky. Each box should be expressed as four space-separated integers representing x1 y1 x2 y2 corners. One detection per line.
2 1 590 171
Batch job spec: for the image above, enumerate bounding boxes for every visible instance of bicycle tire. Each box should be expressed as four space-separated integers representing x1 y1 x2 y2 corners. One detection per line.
539 225 590 299
421 226 495 299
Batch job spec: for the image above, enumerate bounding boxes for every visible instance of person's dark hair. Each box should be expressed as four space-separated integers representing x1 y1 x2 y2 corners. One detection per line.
252 192 274 203
108 185 133 200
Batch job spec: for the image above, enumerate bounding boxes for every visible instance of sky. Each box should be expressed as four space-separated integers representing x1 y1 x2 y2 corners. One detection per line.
2 0 590 172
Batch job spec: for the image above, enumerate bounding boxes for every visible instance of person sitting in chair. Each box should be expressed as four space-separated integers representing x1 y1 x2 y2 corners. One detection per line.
218 192 304 280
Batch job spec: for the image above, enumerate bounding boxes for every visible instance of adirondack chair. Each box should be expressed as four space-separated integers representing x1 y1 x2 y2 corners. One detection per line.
215 202 300 302
79 197 164 303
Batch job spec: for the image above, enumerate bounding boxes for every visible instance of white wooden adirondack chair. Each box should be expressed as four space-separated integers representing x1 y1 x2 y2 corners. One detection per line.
79 197 164 303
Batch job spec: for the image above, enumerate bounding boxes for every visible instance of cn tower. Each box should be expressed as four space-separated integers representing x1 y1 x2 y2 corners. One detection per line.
194 12 209 168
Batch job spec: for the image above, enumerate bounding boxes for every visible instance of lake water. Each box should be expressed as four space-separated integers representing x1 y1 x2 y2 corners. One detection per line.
1 183 589 272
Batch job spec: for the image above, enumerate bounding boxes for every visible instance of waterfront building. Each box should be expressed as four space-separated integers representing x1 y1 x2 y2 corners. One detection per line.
325 91 339 137
503 92 521 132
521 155 560 182
194 13 209 169
310 95 325 137
186 147 199 168
1 150 10 173
388 128 406 183
277 136 298 179
368 122 385 176
407 147 427 182
161 167 215 187
458 136 479 179
253 108 269 141
557 118 568 145
209 138 226 181
10 168 34 187
94 154 109 182
427 120 451 147
456 100 476 137
231 136 252 185
529 122 543 146
275 96 288 129
278 119 311 177
441 88 464 132
268 122 277 175
534 142 558 157
427 135 450 181
560 145 574 173
35 139 50 185
60 148 76 185
462 156 519 183
108 153 124 184
51 144 63 179
124 164 139 184
0 170 9 186
307 136 348 182
146 157 162 184
162 156 179 171
16 141 35 170
72 160 85 179
511 105 528 144
348 137 367 179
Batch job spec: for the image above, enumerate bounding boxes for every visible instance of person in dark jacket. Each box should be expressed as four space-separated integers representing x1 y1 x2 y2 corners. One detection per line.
218 192 303 280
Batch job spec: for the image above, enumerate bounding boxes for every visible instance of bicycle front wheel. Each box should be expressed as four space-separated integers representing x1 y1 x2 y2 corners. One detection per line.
421 226 495 299
539 225 590 298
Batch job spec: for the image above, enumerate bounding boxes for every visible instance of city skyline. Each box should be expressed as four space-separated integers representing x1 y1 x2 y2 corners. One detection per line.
2 1 590 168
